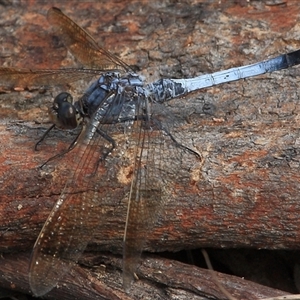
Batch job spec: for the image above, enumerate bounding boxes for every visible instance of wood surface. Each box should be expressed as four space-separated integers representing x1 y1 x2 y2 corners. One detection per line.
1 1 300 299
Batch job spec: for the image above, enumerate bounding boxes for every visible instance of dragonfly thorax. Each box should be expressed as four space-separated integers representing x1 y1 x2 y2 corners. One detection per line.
79 72 145 121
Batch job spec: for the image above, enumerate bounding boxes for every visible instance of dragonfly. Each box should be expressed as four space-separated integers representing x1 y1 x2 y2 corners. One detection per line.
1 7 300 297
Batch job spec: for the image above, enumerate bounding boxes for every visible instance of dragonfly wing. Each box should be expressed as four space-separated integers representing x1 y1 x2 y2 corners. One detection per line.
0 7 131 90
0 67 101 88
47 7 130 72
29 92 124 296
122 108 164 288
29 188 98 296
122 99 200 289
29 120 103 296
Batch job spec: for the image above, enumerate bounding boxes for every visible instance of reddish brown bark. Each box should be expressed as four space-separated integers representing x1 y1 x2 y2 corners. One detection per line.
0 251 291 300
1 1 300 299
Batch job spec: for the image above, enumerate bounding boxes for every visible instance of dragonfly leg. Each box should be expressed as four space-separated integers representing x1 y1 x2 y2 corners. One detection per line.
168 130 200 159
38 125 84 168
34 124 56 151
83 128 116 177
96 128 116 159
160 123 201 159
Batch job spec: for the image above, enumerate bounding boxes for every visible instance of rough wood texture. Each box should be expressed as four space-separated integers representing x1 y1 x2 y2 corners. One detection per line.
1 0 300 299
0 251 291 299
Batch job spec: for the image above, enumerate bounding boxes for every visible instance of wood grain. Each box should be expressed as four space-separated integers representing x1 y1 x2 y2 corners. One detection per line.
1 1 300 299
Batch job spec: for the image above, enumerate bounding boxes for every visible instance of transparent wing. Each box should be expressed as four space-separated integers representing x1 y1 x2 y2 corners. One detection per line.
29 91 125 296
0 67 101 88
0 7 130 89
47 7 130 71
29 129 101 296
122 99 200 289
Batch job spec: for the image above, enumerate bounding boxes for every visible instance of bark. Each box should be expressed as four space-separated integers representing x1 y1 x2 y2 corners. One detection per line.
0 251 291 300
1 1 300 299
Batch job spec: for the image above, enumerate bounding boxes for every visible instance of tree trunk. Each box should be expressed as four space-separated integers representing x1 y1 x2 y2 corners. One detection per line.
1 1 300 299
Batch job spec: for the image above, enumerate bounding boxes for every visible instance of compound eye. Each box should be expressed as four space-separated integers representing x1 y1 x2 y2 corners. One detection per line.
49 92 79 129
54 92 73 105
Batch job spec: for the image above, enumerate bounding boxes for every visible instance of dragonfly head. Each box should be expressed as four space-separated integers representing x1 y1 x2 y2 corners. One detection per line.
49 92 82 129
